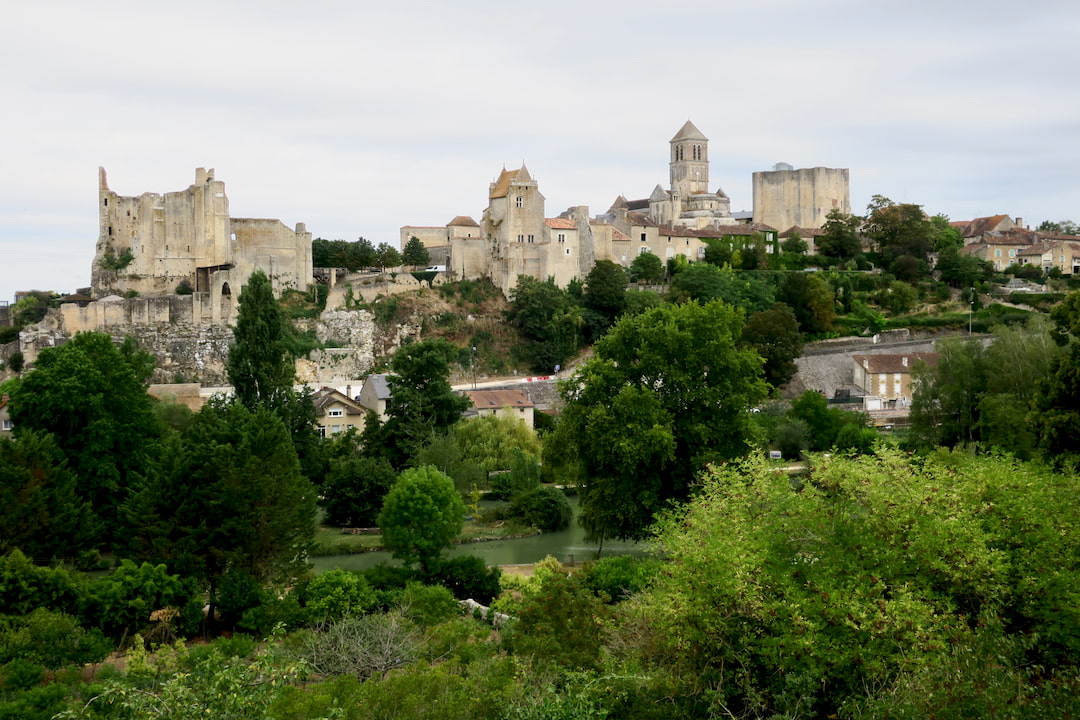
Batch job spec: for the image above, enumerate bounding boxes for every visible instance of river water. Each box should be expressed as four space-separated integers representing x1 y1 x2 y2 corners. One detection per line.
311 497 648 573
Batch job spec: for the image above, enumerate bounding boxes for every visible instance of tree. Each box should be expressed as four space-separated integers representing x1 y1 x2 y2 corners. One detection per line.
582 259 628 341
226 270 320 479
506 276 583 372
634 450 1080 718
375 242 402 271
629 251 664 283
863 197 936 268
779 271 835 334
368 339 470 468
937 247 992 288
552 300 768 542
226 270 296 411
1038 219 1080 235
377 465 465 573
7 332 160 549
740 303 804 389
320 454 397 527
910 338 986 447
0 430 94 562
817 209 863 261
401 236 430 269
668 263 775 313
124 401 317 620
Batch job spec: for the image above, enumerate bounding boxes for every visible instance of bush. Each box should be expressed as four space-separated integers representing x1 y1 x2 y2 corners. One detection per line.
5 352 23 373
85 559 201 640
580 555 663 603
509 486 572 532
301 569 378 624
175 279 194 295
400 582 459 627
425 556 502 605
0 608 110 669
1 657 44 691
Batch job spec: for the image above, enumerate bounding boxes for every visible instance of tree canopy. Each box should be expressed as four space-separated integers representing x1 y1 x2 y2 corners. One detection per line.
377 465 465 572
7 332 160 549
401 236 430 268
552 299 768 542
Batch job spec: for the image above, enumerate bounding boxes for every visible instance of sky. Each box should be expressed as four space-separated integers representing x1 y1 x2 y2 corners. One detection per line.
2 0 1079 303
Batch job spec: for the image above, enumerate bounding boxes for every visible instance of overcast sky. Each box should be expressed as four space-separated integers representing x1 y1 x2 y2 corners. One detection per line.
2 0 1078 302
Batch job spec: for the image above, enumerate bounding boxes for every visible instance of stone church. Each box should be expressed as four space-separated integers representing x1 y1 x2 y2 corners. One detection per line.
402 120 767 295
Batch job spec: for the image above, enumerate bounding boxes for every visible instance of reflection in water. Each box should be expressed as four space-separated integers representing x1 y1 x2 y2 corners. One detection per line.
311 497 647 574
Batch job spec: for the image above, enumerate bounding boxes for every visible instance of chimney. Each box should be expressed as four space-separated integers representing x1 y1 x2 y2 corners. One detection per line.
1015 217 1024 229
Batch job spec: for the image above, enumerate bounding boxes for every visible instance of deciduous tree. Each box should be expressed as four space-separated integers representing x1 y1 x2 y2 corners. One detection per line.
377 465 465 573
553 300 767 542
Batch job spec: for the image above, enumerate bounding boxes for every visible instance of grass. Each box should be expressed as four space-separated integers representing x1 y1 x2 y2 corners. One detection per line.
310 515 538 557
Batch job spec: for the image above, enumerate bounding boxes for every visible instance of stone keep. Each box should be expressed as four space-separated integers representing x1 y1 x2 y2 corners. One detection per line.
752 164 851 231
92 167 313 312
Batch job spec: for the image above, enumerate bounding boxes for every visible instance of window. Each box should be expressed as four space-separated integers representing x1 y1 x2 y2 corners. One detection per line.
639 246 649 255
565 248 571 255
527 234 535 243
693 144 702 160
557 233 566 243
517 234 524 242
1 420 12 431
515 196 523 208
995 249 1001 257
328 408 344 418
1009 249 1015 257
640 233 647 242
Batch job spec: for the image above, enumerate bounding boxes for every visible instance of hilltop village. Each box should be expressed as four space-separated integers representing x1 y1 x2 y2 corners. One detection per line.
2 121 1080 718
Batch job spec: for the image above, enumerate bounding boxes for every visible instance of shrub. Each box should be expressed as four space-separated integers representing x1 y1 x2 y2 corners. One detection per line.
580 555 663 603
425 556 502 605
175 279 194 295
84 559 201 640
1 657 44 691
509 486 572 532
301 569 378 624
400 582 459 627
0 608 110 669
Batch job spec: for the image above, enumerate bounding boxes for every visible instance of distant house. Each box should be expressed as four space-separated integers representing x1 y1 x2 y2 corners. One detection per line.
852 353 939 406
0 394 11 433
1017 239 1080 275
312 386 366 437
462 388 534 427
356 374 392 422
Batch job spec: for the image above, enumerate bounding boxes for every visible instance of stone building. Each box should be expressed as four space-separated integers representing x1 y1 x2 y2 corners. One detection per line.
752 163 850 231
404 120 758 295
92 167 313 316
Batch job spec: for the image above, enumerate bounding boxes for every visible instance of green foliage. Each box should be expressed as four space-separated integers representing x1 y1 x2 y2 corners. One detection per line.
779 271 836 334
425 555 502 604
301 569 378 623
226 270 297 410
0 430 94 562
98 246 134 271
0 608 109 669
817 209 863 261
320 454 397 527
582 259 628 340
402 236 431 268
491 446 542 500
509 486 572 532
375 242 402 269
174 279 193 295
634 450 1080 718
369 339 471 468
629 251 665 283
400 582 459 626
667 263 775 313
7 332 159 550
508 571 608 671
553 300 768 541
312 236 378 270
124 402 317 617
84 559 200 640
5 352 22 373
0 550 82 617
378 465 465 572
580 554 662 603
875 277 920 314
507 276 583 373
740 302 804 389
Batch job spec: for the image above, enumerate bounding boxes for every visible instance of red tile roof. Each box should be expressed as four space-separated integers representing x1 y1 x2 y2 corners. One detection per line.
545 218 576 230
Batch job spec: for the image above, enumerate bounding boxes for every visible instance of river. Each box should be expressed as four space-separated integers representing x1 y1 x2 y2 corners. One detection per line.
311 497 648 573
